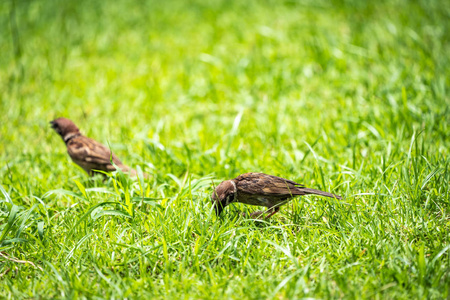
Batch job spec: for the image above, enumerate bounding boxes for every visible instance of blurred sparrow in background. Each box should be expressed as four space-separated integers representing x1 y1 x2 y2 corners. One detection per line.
212 172 342 218
50 117 137 177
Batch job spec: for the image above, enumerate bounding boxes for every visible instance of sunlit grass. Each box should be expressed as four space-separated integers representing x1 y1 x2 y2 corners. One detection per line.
0 0 449 298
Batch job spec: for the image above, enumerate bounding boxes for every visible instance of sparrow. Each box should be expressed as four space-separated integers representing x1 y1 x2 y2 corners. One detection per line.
211 172 342 218
50 117 137 176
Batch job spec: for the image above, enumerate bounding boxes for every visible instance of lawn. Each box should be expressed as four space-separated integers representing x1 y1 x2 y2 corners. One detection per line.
0 0 449 298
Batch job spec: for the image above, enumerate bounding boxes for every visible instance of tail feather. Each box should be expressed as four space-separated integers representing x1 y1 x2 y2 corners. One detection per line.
301 188 342 200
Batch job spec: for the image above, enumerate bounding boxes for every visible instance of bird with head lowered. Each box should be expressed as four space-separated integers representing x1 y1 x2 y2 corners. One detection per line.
211 172 342 219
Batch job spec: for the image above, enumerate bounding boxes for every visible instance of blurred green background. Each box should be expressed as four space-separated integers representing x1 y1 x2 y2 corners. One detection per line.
0 0 449 298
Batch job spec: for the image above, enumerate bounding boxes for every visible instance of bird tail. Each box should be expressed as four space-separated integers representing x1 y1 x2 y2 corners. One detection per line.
301 188 342 200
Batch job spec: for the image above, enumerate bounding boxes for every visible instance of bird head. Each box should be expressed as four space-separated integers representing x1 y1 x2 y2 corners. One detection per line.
211 180 236 216
50 118 80 141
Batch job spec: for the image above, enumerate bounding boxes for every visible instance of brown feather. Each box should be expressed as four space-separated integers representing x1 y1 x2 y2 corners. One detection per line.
212 172 342 218
50 117 137 176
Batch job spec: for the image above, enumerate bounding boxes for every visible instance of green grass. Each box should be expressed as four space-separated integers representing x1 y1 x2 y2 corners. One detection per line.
1 0 449 298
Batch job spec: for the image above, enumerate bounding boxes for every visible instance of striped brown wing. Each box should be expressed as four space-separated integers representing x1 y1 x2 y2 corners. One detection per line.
67 136 123 171
235 173 305 196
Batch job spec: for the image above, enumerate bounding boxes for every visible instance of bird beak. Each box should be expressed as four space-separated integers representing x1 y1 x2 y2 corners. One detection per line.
213 201 224 216
50 121 56 128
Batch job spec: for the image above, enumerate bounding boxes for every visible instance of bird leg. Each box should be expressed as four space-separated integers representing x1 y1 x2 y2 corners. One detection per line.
264 207 280 219
248 207 280 219
249 211 265 219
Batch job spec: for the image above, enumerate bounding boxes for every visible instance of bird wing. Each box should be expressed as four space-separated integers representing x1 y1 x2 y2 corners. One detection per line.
67 136 124 171
235 173 305 195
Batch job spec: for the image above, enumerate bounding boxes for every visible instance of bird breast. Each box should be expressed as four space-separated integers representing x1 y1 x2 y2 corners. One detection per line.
236 192 274 207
